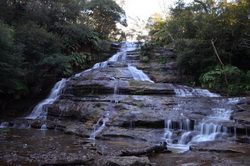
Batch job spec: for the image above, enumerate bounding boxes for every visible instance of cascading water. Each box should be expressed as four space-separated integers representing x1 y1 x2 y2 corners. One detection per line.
164 87 241 153
190 122 228 142
89 84 117 140
171 84 220 97
23 41 244 152
76 41 151 82
89 112 110 140
178 131 192 144
164 120 173 144
25 79 67 120
128 65 154 82
2 40 249 166
40 124 47 130
88 42 152 139
0 122 9 128
26 42 151 121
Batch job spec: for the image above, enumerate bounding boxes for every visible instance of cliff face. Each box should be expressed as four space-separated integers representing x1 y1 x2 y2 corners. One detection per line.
6 42 248 162
136 48 186 84
25 43 250 150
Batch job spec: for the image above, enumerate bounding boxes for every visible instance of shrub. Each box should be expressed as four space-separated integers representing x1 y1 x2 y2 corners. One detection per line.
200 65 244 95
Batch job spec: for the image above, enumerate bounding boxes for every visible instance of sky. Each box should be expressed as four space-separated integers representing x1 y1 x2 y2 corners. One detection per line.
119 0 193 40
124 0 193 22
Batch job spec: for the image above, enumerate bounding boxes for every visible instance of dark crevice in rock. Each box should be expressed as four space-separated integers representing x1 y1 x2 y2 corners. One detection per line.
118 143 170 156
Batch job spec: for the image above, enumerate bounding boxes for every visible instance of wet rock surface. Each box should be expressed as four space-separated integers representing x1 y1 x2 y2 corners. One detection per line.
189 141 250 153
0 128 95 165
104 156 152 166
149 150 250 166
0 128 161 166
1 128 250 166
136 48 185 83
1 42 250 165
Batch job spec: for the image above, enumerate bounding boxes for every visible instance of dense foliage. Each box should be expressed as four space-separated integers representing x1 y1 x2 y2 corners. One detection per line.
147 0 250 95
0 0 126 111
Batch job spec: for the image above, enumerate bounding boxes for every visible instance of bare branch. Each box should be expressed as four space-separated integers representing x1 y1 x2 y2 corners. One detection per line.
211 39 228 85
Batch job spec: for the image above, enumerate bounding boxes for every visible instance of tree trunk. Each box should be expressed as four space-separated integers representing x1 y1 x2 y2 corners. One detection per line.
211 39 228 85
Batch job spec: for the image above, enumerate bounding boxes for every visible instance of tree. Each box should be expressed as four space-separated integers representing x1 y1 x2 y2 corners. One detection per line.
0 22 27 110
85 0 127 39
0 0 129 112
147 13 171 45
14 22 71 94
147 0 250 94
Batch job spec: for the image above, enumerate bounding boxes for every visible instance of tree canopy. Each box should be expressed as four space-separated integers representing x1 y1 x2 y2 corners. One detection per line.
147 0 250 95
0 0 126 110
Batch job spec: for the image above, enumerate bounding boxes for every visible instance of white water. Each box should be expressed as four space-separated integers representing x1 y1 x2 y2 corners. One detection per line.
88 42 153 139
26 42 152 121
164 89 240 153
209 108 233 120
89 77 119 139
89 117 109 140
164 118 230 153
191 122 228 142
178 131 192 144
25 79 67 120
164 120 173 144
40 124 47 130
128 65 154 82
172 85 220 97
0 122 9 128
76 42 154 82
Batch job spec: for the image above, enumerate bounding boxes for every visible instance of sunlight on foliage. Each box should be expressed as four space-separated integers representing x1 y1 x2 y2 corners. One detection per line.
147 0 250 94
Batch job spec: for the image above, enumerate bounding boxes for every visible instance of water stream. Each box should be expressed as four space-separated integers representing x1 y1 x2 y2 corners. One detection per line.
25 79 67 120
88 42 154 139
24 42 248 147
164 88 243 153
1 41 250 165
25 42 152 121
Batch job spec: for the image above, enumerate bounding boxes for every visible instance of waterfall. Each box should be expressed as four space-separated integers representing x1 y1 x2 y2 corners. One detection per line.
128 65 154 82
164 85 240 153
76 42 132 72
192 89 220 97
89 79 119 139
164 120 173 144
22 41 154 141
0 122 9 128
190 122 228 143
164 118 230 152
89 117 108 139
25 42 151 121
184 119 191 131
74 42 152 83
178 131 192 144
88 42 153 139
174 89 193 97
40 124 47 130
25 78 67 120
172 84 220 97
209 108 233 120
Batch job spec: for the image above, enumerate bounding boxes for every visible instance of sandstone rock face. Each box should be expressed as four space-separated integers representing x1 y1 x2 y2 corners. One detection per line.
24 42 250 157
136 48 185 83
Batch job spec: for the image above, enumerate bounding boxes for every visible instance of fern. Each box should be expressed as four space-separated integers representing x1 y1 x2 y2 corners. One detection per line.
200 65 245 94
70 52 93 70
